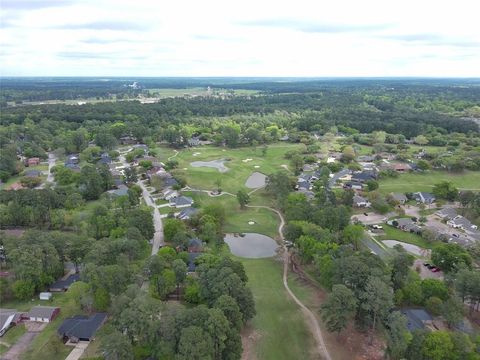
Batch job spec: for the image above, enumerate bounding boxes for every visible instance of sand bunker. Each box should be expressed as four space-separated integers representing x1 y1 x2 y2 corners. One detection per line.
192 152 201 157
224 233 278 258
245 172 267 188
190 159 229 172
254 165 260 168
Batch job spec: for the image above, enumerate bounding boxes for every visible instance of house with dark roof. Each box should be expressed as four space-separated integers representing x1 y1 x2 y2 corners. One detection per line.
188 238 203 253
351 171 377 183
413 192 436 204
188 252 203 272
357 155 375 162
401 308 434 332
97 153 112 165
65 154 80 165
170 196 194 208
27 157 40 166
353 195 371 208
393 163 411 172
163 177 179 188
343 181 364 191
25 306 60 323
107 185 129 197
49 274 80 292
177 207 199 220
24 169 41 178
58 313 107 343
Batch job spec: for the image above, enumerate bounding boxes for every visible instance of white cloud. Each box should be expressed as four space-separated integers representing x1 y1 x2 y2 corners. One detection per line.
1 0 479 76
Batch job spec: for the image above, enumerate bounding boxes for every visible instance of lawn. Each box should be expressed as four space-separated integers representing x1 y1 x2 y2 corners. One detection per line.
1 293 84 360
169 143 303 194
184 191 280 238
376 224 435 249
0 324 27 355
240 258 315 360
378 170 480 194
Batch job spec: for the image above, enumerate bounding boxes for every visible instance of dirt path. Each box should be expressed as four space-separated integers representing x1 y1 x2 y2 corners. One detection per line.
246 205 332 360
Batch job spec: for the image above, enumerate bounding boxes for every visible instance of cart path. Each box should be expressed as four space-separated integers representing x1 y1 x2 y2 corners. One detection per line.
245 205 332 360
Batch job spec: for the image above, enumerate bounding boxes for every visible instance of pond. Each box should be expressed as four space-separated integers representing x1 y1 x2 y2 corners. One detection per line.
245 172 267 188
224 233 278 258
190 159 229 172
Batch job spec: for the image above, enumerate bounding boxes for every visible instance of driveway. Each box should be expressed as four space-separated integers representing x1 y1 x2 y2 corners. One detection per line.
65 341 90 360
2 323 46 360
352 212 393 225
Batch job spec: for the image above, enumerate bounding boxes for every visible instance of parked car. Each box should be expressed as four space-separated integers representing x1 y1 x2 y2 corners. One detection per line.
427 264 435 269
364 213 369 216
452 233 459 238
423 262 430 267
431 267 441 272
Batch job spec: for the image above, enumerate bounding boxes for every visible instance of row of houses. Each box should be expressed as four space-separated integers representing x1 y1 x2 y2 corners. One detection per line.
0 307 107 343
436 208 478 231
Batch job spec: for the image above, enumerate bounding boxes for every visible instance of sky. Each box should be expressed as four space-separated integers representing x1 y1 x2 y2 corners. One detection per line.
1 0 480 77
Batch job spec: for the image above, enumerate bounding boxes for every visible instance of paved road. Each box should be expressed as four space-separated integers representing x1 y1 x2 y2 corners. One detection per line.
46 152 56 183
247 205 332 360
119 150 164 255
138 179 164 254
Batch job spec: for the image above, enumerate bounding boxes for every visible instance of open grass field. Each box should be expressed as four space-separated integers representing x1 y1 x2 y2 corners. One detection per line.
354 143 447 157
376 224 436 249
0 324 27 355
169 143 302 194
240 258 315 360
0 163 49 190
378 170 480 194
184 191 280 238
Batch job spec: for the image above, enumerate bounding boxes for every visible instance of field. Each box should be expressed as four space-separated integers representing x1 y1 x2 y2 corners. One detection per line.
169 143 302 194
376 224 435 249
184 191 280 238
0 163 49 190
240 258 315 360
378 170 480 194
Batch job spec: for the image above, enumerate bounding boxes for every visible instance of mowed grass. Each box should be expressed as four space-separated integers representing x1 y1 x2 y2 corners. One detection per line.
379 170 480 194
169 143 302 194
376 224 436 249
184 191 280 238
0 324 27 355
240 258 315 360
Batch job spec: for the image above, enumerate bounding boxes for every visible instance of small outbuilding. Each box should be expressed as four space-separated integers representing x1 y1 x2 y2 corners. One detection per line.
39 292 53 301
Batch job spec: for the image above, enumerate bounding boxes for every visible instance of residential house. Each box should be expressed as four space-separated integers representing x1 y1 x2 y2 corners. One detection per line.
302 164 317 172
188 238 203 253
107 185 129 197
177 207 199 220
413 192 436 205
162 189 179 201
24 169 41 177
25 306 60 323
65 154 80 165
0 309 23 337
188 137 201 147
49 274 80 292
187 252 203 272
393 163 411 172
357 155 375 162
447 216 478 231
435 208 458 220
391 193 408 204
401 308 434 332
58 313 107 343
170 196 194 208
351 171 377 183
119 135 137 145
65 163 81 172
7 183 24 191
353 195 371 208
163 177 179 188
328 169 351 188
27 157 40 166
97 152 112 165
343 181 364 191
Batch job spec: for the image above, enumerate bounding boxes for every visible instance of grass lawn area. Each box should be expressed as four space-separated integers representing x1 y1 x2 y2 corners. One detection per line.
169 143 303 194
0 293 83 360
184 191 280 238
240 258 315 360
376 224 436 249
0 324 27 355
379 170 480 194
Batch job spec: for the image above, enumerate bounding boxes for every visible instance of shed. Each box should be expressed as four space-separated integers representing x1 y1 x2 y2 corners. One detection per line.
49 274 80 292
39 292 53 301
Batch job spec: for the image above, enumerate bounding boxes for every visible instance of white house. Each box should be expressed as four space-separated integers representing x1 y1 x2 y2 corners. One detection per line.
353 195 371 208
25 306 59 323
